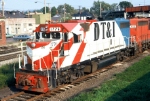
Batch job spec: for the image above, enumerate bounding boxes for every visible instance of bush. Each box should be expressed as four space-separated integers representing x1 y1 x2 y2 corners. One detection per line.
0 63 19 89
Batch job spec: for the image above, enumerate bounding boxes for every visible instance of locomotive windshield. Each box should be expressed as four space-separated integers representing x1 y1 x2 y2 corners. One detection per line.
35 32 61 40
51 32 61 39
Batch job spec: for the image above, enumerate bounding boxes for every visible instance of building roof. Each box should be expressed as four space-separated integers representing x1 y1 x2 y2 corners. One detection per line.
0 11 26 18
52 14 61 21
73 11 93 17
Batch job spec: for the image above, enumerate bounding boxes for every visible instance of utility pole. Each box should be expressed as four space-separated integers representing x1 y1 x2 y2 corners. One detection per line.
47 3 51 20
64 3 65 22
1 0 4 17
79 6 81 20
99 1 101 17
44 0 46 14
47 3 50 13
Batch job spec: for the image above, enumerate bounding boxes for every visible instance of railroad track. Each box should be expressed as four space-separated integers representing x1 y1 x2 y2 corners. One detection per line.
1 91 41 101
0 47 26 55
1 52 142 101
0 47 26 62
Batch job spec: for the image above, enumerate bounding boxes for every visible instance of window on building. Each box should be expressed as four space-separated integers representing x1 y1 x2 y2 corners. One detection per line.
6 28 9 34
29 23 32 26
0 25 2 39
16 28 18 34
23 23 26 28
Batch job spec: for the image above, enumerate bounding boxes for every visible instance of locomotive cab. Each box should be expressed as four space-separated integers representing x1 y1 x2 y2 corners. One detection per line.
15 23 72 93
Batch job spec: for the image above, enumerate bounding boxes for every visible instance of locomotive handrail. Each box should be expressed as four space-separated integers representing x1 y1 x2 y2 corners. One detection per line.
50 49 60 79
89 44 91 60
13 63 16 79
18 54 21 69
39 56 42 71
87 37 125 59
114 38 115 52
41 57 50 83
123 36 130 48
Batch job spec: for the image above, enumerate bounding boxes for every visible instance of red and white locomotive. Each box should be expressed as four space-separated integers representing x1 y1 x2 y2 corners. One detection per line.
15 18 135 93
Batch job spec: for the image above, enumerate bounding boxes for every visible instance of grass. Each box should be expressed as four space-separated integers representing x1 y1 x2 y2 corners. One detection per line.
69 56 150 101
0 63 19 89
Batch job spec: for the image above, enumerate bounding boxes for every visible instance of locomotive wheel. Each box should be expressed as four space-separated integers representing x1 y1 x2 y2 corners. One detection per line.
81 68 84 76
66 74 71 83
117 53 123 61
148 44 150 49
76 69 84 78
125 50 130 57
56 77 62 86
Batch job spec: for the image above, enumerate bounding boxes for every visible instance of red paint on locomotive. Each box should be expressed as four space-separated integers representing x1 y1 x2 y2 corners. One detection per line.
16 72 49 93
130 18 150 48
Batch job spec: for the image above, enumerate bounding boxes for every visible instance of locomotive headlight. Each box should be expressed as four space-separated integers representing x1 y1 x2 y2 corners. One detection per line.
31 43 36 48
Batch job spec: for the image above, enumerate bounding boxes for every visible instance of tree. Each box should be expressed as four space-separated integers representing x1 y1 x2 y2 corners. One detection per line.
41 6 50 14
51 6 57 17
81 7 90 12
90 1 111 17
60 13 72 22
57 3 75 15
110 3 118 11
119 1 133 8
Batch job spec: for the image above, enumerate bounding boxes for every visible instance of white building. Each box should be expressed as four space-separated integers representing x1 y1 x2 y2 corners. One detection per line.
5 18 36 35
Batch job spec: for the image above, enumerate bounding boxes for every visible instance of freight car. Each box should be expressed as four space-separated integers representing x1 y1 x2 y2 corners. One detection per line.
130 17 150 52
15 18 137 93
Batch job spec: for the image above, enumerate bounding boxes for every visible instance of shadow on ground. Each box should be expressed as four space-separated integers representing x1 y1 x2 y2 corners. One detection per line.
105 72 150 101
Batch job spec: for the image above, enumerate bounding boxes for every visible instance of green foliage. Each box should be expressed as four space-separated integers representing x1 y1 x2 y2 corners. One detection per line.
69 56 150 101
57 3 75 15
119 1 133 8
51 6 57 17
35 1 133 18
81 7 90 12
41 6 50 14
90 1 111 17
110 3 118 11
0 63 19 89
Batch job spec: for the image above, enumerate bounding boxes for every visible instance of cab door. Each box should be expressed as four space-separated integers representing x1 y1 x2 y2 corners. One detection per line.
63 32 69 56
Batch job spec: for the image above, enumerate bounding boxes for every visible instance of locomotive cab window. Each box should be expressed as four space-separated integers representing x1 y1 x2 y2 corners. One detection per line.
51 32 60 39
73 33 81 43
63 33 68 42
35 32 40 39
138 21 148 26
42 32 50 38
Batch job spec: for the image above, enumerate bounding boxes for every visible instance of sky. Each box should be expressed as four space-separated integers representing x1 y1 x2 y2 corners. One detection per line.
2 0 150 11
